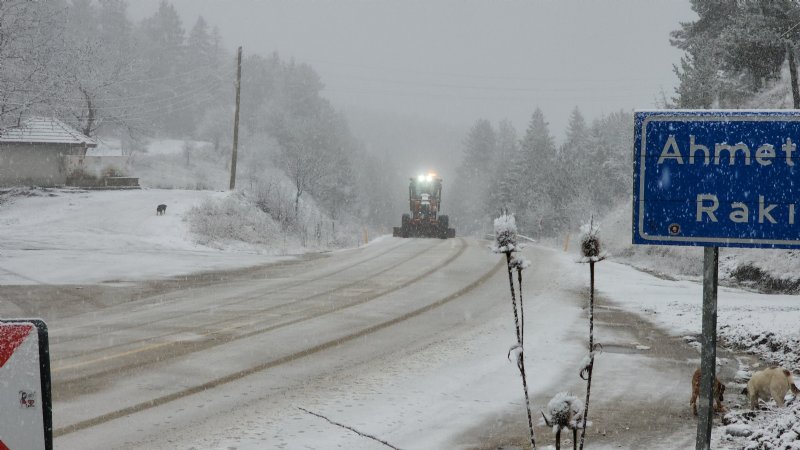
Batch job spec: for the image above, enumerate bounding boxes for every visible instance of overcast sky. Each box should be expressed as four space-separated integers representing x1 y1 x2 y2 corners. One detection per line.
130 0 695 140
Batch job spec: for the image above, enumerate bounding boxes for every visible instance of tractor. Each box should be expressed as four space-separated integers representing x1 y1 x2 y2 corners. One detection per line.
393 173 456 239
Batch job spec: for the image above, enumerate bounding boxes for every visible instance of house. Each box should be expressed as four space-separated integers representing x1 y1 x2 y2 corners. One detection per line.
0 117 97 187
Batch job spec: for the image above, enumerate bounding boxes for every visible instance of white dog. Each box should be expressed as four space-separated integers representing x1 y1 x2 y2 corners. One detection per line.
744 367 800 409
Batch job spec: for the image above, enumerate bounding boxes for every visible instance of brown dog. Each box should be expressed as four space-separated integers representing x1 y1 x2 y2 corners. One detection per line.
690 368 726 416
743 367 800 409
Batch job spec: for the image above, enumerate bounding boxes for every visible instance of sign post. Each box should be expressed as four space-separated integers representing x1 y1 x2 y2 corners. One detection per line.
0 320 52 450
633 110 800 449
696 247 718 449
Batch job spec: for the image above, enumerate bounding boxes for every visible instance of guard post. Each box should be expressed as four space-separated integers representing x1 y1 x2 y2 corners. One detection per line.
633 110 800 449
0 319 52 450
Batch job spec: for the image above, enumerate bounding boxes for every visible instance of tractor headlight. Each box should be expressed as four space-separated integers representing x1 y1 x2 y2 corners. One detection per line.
418 174 426 182
425 175 432 182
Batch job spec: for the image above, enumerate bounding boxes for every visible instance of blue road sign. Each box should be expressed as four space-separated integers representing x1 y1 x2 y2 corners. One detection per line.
633 110 800 249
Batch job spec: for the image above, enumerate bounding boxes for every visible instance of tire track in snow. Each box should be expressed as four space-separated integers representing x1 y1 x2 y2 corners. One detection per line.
53 238 476 436
54 238 462 376
53 237 489 436
54 239 502 437
51 237 413 352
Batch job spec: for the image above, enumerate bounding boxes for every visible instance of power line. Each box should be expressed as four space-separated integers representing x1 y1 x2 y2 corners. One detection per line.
296 55 662 84
107 86 227 122
322 84 660 102
11 66 235 105
323 73 669 94
113 60 237 85
5 71 232 113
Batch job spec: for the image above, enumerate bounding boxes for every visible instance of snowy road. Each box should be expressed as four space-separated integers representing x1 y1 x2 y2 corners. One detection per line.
8 236 714 449
49 237 517 448
0 194 790 449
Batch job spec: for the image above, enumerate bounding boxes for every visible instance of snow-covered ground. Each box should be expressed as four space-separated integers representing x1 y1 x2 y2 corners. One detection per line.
1 190 797 448
0 189 285 285
594 259 800 449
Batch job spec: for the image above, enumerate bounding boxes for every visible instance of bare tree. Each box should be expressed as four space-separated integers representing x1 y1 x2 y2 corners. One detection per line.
0 0 62 127
269 113 332 216
268 97 357 220
54 0 139 137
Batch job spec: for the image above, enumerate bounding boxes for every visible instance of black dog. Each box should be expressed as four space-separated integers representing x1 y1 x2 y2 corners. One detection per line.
156 204 167 215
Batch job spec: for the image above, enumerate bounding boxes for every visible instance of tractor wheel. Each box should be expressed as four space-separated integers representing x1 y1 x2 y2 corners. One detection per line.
438 215 450 239
401 214 411 238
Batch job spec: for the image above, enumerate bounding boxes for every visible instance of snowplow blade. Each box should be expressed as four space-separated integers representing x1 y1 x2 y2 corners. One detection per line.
393 223 455 239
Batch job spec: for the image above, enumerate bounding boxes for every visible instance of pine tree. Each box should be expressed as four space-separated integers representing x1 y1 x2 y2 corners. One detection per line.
98 0 133 47
564 107 589 154
717 2 796 91
183 16 223 131
558 107 593 231
586 111 632 209
452 119 496 234
138 0 190 134
518 108 557 235
487 119 520 218
187 16 214 68
673 48 719 108
671 0 800 106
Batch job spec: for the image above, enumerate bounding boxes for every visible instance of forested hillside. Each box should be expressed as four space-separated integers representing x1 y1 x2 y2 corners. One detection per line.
672 0 800 109
0 0 399 236
13 0 800 244
450 109 632 237
451 0 800 239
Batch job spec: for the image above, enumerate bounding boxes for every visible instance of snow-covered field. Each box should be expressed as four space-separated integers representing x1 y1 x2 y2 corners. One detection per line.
0 190 798 448
0 188 285 285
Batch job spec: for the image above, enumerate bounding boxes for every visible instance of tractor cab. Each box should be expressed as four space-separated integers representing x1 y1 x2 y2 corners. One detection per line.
409 174 442 221
394 172 455 239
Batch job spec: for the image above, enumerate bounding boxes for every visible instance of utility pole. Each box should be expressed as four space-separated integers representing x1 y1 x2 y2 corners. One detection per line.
230 46 242 190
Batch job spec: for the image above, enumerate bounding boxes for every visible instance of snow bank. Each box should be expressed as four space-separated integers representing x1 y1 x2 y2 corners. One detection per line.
187 193 285 249
720 402 800 449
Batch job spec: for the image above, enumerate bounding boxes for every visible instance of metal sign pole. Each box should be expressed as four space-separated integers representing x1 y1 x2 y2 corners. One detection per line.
695 246 719 450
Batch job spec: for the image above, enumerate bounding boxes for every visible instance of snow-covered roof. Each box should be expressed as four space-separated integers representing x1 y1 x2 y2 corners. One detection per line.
0 117 97 147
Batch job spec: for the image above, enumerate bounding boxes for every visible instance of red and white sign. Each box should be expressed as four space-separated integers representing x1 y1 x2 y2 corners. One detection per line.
0 321 49 450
